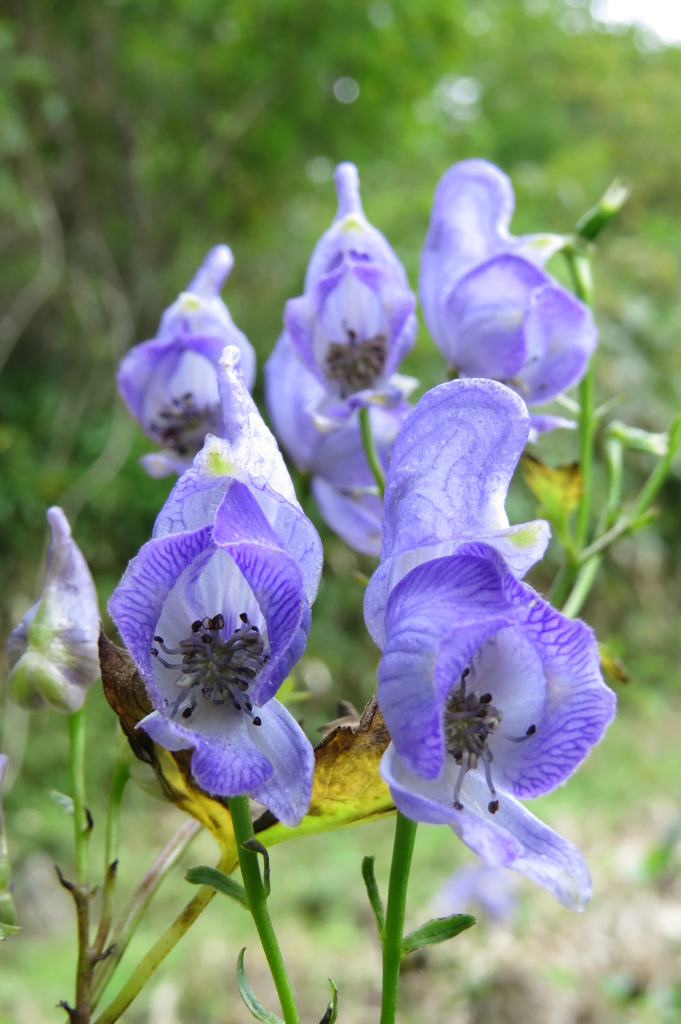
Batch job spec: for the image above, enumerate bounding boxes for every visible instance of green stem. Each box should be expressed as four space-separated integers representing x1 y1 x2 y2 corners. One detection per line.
359 406 386 499
93 855 222 1024
68 704 92 1023
91 818 201 1008
91 747 130 961
69 707 89 886
230 795 301 1024
562 556 602 619
380 812 418 1024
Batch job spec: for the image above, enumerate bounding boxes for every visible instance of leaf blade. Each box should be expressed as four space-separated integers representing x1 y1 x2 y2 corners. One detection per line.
185 865 248 909
402 913 476 955
236 948 284 1024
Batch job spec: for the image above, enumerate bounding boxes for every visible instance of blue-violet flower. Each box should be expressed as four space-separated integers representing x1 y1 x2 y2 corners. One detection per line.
109 346 322 826
7 507 100 713
265 330 409 555
419 160 597 428
118 246 256 478
284 163 418 425
364 379 615 908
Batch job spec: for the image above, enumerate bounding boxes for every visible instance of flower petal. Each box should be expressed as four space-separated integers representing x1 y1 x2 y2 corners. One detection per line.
382 744 592 910
264 332 326 470
378 554 515 778
249 699 315 826
311 477 383 556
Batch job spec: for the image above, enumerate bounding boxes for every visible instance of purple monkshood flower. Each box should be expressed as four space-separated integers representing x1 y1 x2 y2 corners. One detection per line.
7 508 100 713
265 331 409 555
419 160 597 430
110 347 323 826
284 163 418 426
364 379 615 909
118 246 256 479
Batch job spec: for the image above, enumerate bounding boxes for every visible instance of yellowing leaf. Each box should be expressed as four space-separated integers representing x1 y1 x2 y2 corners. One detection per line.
99 635 394 868
598 643 629 684
522 454 582 544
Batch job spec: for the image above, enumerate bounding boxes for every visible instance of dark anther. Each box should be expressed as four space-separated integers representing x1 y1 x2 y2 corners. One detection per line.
462 667 470 679
201 633 211 643
239 612 248 623
526 724 536 736
488 799 499 815
252 625 259 633
454 799 463 811
182 707 193 719
153 635 164 643
213 613 224 629
192 619 202 632
151 648 159 657
252 716 262 727
480 693 492 704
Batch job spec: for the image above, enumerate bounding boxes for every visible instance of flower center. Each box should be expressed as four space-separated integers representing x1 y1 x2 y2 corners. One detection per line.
444 667 537 816
151 613 269 725
149 391 219 455
325 325 387 396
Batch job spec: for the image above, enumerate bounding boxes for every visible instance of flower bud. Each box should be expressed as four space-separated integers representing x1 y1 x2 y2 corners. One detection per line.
575 179 629 242
7 508 100 713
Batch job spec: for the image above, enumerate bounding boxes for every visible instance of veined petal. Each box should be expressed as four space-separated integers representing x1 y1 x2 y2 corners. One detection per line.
445 255 548 378
517 284 598 405
213 482 309 704
304 163 411 291
378 554 515 778
382 745 592 910
264 332 326 470
311 477 383 556
249 699 315 826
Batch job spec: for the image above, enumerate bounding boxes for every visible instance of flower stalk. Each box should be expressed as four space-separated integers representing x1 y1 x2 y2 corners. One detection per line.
359 406 386 498
380 812 417 1024
229 794 301 1024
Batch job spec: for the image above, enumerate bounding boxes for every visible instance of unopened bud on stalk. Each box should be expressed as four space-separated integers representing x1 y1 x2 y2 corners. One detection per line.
575 179 629 242
6 507 100 713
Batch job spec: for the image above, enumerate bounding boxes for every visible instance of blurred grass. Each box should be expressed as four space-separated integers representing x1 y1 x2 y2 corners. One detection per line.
1 0 681 1021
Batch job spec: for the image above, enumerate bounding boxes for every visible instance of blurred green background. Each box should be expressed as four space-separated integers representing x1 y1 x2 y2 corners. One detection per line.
1 0 681 1021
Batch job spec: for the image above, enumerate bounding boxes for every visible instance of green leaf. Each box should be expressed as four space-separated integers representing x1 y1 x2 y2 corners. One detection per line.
236 948 284 1024
241 838 270 898
0 922 21 941
50 789 74 815
402 913 476 955
361 855 385 935
185 866 248 909
318 978 339 1024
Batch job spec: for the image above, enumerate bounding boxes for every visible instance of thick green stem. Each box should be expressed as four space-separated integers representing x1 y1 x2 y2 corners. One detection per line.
380 812 418 1024
359 406 386 499
229 795 300 1024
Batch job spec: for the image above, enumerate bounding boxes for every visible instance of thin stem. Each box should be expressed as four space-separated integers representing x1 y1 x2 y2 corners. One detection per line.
67 704 92 1023
230 794 301 1024
91 818 202 1008
93 850 226 1024
562 556 602 619
91 747 130 960
563 246 595 551
359 406 386 499
69 707 89 886
380 812 418 1024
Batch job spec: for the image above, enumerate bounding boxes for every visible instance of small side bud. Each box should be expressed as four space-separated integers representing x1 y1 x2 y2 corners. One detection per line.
575 179 629 242
7 508 100 713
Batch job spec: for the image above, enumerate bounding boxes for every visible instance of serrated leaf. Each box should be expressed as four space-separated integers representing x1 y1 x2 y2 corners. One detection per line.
319 978 339 1024
401 913 476 955
361 855 384 935
185 865 248 908
598 643 629 684
236 948 284 1024
522 454 582 545
50 790 74 815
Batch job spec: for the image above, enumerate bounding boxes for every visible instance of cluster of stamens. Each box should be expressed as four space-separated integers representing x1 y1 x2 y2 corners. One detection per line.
149 391 218 455
444 667 536 816
151 613 268 725
325 325 387 396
